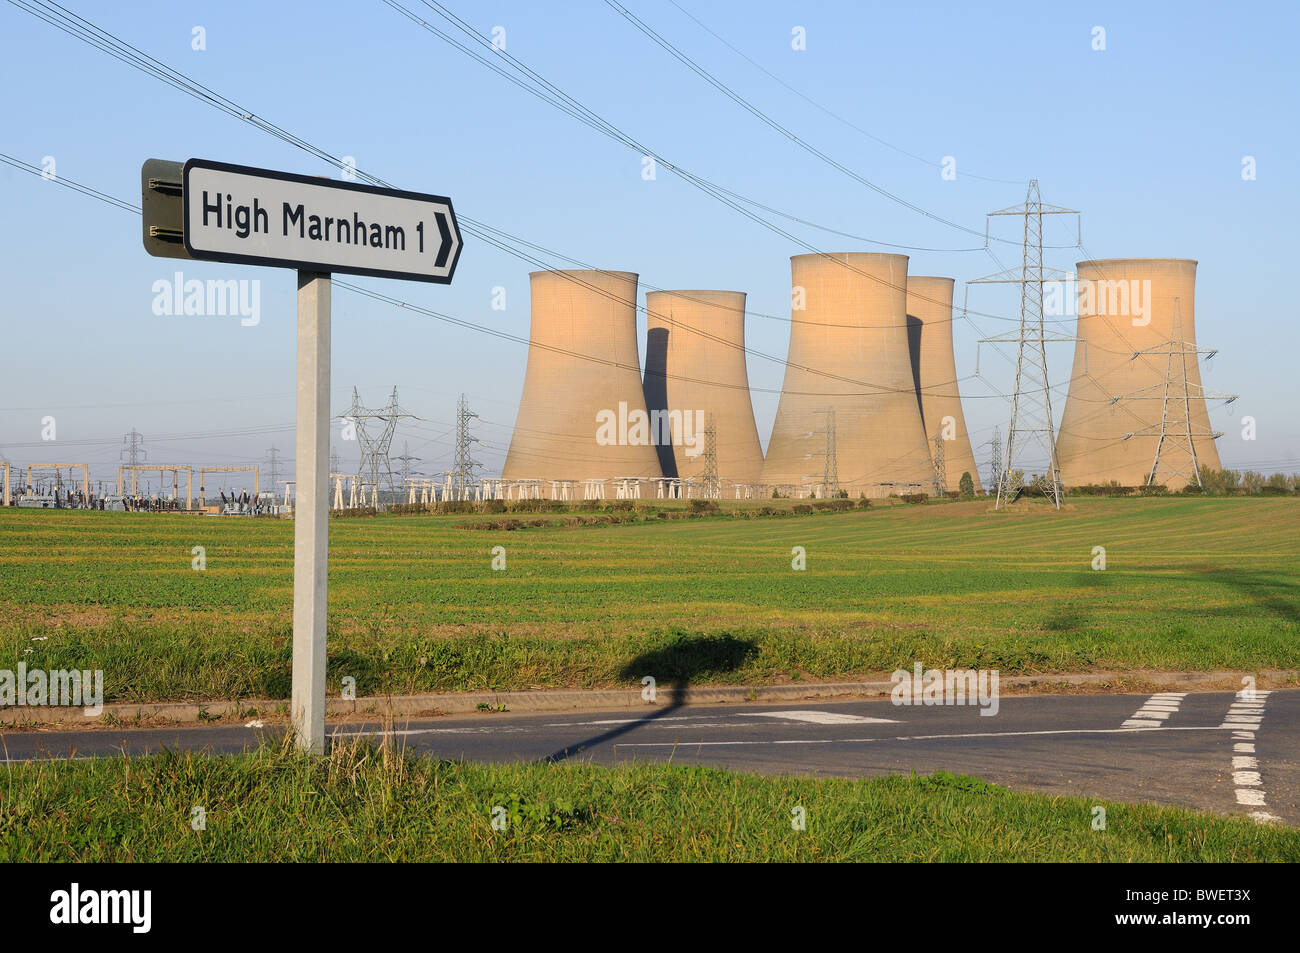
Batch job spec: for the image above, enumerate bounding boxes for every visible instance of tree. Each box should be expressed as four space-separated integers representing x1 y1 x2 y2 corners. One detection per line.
958 471 975 499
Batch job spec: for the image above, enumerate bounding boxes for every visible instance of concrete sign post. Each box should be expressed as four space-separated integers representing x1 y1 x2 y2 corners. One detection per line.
293 272 330 753
143 158 461 753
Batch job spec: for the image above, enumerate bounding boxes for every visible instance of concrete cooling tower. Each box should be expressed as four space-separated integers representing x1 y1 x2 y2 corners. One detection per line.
906 276 983 494
643 290 764 485
1056 258 1222 487
761 253 935 497
502 270 663 494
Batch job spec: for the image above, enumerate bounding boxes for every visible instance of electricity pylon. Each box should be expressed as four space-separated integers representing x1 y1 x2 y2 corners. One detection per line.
700 413 720 499
395 441 421 487
450 394 482 499
344 386 413 498
931 433 947 498
987 426 1002 495
1114 298 1236 489
974 180 1079 509
808 406 838 498
120 428 147 466
266 445 282 489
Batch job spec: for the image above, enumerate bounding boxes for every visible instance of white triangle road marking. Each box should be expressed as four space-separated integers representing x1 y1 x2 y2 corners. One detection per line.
751 710 900 725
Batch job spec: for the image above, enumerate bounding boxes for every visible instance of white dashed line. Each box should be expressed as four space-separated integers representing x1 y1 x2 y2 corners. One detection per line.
1121 692 1188 729
1219 690 1279 824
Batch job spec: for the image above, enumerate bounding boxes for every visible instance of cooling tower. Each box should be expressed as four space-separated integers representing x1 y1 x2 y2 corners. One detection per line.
1056 258 1222 487
643 290 764 484
762 253 935 497
906 277 983 494
502 270 663 493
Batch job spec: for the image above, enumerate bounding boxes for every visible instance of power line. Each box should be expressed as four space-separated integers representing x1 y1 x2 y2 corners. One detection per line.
599 0 1006 242
5 0 1059 357
662 0 1026 187
4 12 1227 484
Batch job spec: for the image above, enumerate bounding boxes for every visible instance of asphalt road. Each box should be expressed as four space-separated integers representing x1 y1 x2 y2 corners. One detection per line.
4 689 1296 824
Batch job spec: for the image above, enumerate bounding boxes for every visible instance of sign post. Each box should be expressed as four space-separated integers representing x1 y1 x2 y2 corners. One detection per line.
143 158 461 753
293 271 331 753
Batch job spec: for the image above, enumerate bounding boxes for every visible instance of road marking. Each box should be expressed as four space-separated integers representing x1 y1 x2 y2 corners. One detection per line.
1219 690 1279 823
750 710 899 725
1121 692 1188 729
610 724 1238 748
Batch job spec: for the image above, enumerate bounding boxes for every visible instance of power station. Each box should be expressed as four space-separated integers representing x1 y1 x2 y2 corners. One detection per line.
14 252 1240 509
1056 259 1226 488
762 253 934 497
643 290 764 489
906 276 983 495
501 270 663 499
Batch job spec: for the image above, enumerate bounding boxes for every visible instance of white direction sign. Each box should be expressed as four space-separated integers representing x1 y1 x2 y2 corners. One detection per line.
182 158 462 283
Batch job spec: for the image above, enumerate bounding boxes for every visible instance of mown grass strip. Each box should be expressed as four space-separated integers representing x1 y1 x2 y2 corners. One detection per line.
1 740 1294 862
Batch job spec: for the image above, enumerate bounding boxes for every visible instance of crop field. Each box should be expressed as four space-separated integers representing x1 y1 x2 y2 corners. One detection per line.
0 496 1297 704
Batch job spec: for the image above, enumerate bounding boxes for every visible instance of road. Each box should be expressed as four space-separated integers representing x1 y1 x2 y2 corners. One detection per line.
4 689 1296 824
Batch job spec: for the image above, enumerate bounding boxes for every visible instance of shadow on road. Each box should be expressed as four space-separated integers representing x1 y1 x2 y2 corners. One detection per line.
538 633 757 763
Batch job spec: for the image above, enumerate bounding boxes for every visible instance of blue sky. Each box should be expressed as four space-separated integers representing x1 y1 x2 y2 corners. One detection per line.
2 0 1296 489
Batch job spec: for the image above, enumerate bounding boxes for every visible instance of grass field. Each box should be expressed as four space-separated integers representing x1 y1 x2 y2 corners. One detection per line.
2 740 1295 861
0 496 1297 704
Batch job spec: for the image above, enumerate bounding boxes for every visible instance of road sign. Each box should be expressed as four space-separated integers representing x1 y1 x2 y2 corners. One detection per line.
141 159 187 261
142 158 462 283
140 156 462 753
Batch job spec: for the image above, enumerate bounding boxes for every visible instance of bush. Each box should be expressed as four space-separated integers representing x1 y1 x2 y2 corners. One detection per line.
900 493 929 505
792 504 813 515
1074 482 1134 497
330 506 378 518
386 503 425 516
687 499 719 514
958 472 975 500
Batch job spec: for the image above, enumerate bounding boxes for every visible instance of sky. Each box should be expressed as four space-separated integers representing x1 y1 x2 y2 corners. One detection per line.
2 0 1297 492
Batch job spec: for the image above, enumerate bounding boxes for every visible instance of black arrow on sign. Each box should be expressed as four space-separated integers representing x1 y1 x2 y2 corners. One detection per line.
434 211 453 268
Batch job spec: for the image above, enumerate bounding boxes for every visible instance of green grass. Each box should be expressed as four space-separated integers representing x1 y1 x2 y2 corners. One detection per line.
1 740 1294 861
0 496 1297 702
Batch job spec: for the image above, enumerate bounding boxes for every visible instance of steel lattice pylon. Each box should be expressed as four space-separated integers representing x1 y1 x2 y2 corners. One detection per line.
395 440 421 488
987 425 1002 495
975 181 1079 509
700 412 721 499
1114 298 1236 488
450 394 481 500
931 433 946 498
805 406 838 498
343 386 413 499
